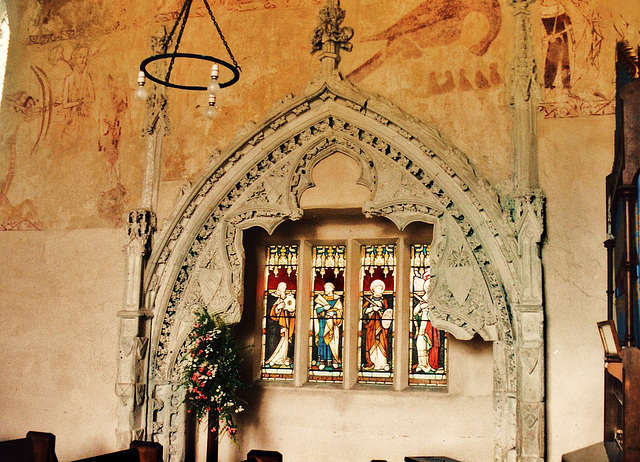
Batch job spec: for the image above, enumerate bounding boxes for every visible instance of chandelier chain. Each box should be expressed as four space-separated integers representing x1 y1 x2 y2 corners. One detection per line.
163 0 190 53
202 0 241 72
165 0 194 83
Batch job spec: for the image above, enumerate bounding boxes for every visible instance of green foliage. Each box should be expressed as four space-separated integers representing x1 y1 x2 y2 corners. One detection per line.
182 307 245 441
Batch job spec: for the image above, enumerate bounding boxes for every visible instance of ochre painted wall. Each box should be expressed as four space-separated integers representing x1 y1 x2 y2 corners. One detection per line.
0 0 639 461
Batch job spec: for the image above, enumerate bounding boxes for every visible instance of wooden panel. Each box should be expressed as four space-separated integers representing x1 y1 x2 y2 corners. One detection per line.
623 347 640 461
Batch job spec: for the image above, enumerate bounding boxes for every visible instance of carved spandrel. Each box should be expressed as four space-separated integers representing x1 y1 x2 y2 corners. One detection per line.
428 217 499 341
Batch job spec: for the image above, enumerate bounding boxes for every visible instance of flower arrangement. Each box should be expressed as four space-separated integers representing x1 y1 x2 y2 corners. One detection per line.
182 307 246 441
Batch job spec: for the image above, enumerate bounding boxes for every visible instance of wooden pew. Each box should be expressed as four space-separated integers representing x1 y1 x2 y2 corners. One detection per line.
0 432 58 462
69 442 162 462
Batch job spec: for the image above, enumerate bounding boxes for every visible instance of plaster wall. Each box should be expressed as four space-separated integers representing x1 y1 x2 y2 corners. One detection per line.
0 229 122 460
219 338 494 462
539 115 613 461
0 0 637 461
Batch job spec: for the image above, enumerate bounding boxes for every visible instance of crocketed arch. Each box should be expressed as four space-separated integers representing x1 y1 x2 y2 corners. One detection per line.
143 74 521 461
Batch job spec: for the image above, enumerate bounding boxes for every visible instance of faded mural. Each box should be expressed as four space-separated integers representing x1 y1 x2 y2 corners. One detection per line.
535 0 632 119
0 0 634 230
0 89 46 230
348 0 502 83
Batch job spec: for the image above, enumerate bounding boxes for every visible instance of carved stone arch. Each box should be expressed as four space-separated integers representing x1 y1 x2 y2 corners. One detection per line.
140 75 536 461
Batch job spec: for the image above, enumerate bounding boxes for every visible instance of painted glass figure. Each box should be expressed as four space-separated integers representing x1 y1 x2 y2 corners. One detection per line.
409 244 447 387
310 245 345 382
359 244 395 384
261 245 298 380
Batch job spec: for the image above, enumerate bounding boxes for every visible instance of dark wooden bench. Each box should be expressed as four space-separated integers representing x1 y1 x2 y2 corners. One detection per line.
242 450 282 462
0 432 58 462
69 442 162 462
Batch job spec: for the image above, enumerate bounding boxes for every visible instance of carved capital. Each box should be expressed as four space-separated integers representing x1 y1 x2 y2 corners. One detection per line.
127 209 155 248
512 190 545 239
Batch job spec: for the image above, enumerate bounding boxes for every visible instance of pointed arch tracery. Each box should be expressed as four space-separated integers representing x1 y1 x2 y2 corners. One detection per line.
143 76 526 461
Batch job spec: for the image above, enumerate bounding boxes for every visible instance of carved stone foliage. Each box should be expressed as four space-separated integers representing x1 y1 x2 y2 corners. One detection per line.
142 73 529 460
428 215 499 341
310 0 354 55
126 209 154 250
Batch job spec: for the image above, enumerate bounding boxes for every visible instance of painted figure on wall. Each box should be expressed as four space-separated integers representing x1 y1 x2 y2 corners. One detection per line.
28 0 125 45
313 282 343 370
97 74 129 227
348 0 502 83
541 0 574 90
537 1 618 118
62 46 94 136
32 0 73 31
0 92 45 230
265 281 296 367
362 279 393 371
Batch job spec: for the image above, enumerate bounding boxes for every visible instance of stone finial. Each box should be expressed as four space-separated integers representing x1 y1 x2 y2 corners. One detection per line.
618 40 640 80
311 0 354 76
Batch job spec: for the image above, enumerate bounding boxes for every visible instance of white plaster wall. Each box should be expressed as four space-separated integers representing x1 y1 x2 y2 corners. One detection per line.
539 115 613 460
0 229 122 460
219 338 494 462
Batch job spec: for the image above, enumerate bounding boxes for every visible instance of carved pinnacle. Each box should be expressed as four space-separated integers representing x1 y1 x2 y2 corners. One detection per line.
311 0 354 75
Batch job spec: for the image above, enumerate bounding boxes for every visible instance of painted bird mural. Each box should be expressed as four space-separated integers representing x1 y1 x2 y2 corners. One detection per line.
348 0 502 82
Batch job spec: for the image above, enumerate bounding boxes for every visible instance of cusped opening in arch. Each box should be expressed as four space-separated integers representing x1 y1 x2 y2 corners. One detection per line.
299 152 372 210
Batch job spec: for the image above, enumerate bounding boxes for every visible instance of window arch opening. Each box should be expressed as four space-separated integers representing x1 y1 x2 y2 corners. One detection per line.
239 212 450 389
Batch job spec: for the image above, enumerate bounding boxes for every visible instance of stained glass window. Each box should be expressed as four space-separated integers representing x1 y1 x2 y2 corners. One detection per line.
358 244 395 384
409 244 447 387
309 245 346 382
261 245 298 380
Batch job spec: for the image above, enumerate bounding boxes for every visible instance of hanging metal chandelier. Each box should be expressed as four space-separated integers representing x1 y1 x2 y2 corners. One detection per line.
135 0 241 120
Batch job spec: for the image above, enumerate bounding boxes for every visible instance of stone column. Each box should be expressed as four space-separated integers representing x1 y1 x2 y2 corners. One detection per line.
116 28 170 448
509 1 546 460
116 209 155 447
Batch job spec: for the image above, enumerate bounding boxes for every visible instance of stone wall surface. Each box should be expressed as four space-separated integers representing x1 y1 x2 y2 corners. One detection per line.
0 229 122 460
539 115 613 460
0 0 638 461
219 339 494 462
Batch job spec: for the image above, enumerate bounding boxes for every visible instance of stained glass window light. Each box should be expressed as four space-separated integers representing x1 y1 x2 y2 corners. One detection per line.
409 244 447 387
309 245 346 383
261 245 298 380
358 244 395 384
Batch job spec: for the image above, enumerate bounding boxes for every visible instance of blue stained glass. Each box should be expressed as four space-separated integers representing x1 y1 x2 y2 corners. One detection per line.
309 245 345 382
